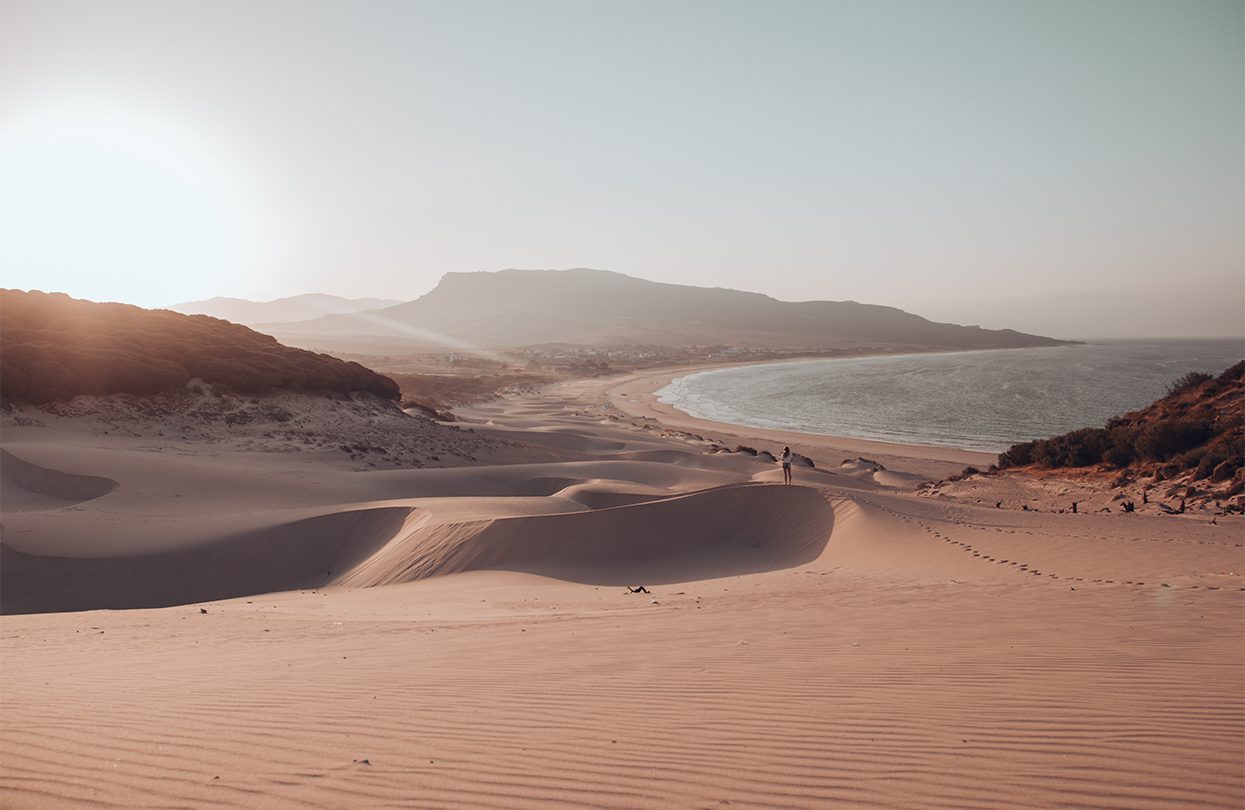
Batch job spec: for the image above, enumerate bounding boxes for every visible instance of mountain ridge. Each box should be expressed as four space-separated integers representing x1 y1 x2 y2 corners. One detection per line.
169 293 402 326
262 268 1071 352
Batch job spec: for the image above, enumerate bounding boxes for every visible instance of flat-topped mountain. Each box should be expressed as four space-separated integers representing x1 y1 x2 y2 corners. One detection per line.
169 293 401 326
1 290 399 403
264 268 1069 352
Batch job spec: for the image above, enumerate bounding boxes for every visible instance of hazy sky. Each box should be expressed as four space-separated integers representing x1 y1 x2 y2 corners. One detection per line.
2 0 1242 339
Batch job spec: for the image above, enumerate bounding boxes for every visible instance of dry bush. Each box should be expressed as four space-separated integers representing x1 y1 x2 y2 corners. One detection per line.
997 363 1240 473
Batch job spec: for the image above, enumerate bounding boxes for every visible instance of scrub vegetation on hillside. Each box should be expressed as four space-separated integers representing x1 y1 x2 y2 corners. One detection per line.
1 290 400 404
998 362 1244 482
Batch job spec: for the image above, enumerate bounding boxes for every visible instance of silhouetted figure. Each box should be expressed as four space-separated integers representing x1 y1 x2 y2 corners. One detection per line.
1178 499 1186 514
779 446 793 485
1122 501 1135 513
1142 490 1149 504
625 585 650 594
1071 501 1078 514
995 501 1003 509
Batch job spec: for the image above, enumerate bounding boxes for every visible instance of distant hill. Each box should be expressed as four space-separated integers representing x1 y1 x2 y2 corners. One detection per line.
263 268 1070 352
1 290 399 404
998 362 1244 484
169 293 401 326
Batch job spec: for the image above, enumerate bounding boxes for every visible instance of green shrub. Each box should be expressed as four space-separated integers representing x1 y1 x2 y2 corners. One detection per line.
1135 418 1213 461
998 441 1035 468
1173 447 1207 470
1167 371 1213 396
1063 428 1111 466
1030 436 1068 467
1103 424 1138 467
1000 428 1110 468
1217 361 1245 384
995 362 1240 472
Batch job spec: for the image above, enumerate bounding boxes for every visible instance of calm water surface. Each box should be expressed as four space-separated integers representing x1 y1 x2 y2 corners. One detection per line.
656 340 1243 452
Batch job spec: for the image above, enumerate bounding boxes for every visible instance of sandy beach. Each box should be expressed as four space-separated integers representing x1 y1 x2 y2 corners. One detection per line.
601 363 997 474
2 368 1242 809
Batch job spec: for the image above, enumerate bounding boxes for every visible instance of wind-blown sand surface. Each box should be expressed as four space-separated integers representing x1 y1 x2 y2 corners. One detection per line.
2 369 1242 808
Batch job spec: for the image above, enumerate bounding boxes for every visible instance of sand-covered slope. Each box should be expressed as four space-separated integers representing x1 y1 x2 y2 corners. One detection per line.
3 492 1240 808
333 483 835 589
0 448 119 510
1 369 1241 808
0 386 578 614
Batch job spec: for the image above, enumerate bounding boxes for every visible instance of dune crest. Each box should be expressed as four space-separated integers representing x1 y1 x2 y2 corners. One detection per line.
0 448 119 510
336 483 836 588
2 483 835 613
1 507 414 613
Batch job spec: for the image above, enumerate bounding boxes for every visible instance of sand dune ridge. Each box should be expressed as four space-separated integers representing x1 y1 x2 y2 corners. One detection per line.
1 448 119 510
336 483 836 588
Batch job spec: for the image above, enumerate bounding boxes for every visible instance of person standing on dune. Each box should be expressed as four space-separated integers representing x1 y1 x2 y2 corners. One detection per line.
779 446 793 485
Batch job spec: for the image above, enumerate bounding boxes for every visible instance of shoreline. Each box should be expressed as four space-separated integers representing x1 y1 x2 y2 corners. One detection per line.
655 357 1013 451
584 339 1236 469
588 345 1091 466
562 359 998 478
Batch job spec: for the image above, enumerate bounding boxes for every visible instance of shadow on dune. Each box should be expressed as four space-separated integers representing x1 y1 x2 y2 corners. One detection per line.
0 507 413 614
1 449 119 511
1 484 835 613
336 483 836 588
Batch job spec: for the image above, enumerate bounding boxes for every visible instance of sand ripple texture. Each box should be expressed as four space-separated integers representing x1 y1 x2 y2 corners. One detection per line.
3 492 1243 809
2 384 1243 808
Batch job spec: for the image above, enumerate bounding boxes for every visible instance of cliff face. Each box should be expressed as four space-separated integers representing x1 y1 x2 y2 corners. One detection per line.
0 290 400 404
999 361 1245 485
265 268 1072 351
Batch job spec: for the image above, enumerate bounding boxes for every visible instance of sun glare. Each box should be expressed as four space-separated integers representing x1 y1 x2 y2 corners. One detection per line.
0 104 271 306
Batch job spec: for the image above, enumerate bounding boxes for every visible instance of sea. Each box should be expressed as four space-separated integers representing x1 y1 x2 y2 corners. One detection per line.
656 340 1244 453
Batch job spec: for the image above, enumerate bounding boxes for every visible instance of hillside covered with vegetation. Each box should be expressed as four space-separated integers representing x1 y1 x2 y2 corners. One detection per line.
998 362 1244 483
1 290 400 404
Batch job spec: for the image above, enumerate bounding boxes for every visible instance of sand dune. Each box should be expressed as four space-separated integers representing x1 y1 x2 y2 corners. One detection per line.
2 478 833 612
0 448 119 511
2 506 414 613
552 479 670 509
3 494 1240 808
352 458 739 500
1 367 1242 808
336 483 835 589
